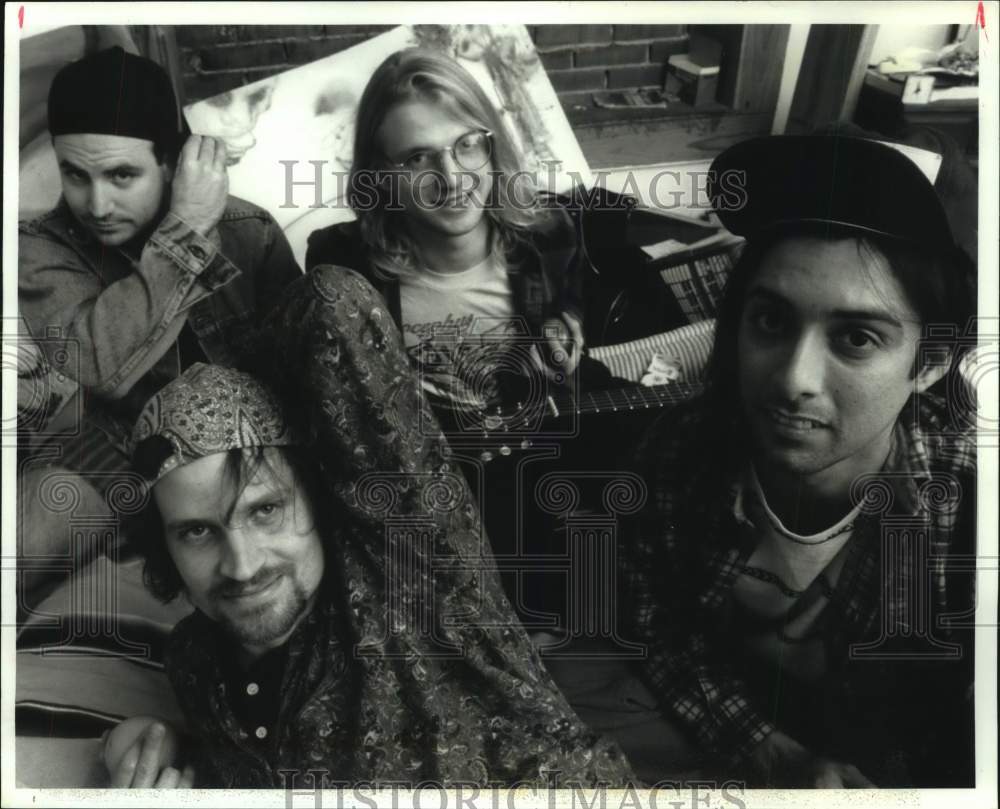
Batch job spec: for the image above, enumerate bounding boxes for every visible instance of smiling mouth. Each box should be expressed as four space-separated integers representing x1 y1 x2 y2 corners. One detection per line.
440 192 474 207
223 574 282 602
766 409 828 431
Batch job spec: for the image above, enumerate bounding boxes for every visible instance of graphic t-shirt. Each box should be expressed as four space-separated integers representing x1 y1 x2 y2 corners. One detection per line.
399 253 526 411
730 464 862 682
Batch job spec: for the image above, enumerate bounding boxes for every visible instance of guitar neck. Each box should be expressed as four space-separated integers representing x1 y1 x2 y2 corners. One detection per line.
434 380 700 441
567 380 700 417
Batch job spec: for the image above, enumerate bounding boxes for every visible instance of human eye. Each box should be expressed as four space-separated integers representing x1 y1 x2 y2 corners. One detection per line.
111 169 138 185
747 306 787 336
251 500 286 525
456 132 480 152
404 151 432 171
834 327 882 357
61 167 87 184
178 524 213 544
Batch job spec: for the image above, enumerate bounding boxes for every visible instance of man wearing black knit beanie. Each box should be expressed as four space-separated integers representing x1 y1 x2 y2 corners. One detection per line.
18 46 302 572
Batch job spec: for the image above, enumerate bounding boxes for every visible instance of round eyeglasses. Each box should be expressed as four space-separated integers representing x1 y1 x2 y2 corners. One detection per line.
387 130 493 174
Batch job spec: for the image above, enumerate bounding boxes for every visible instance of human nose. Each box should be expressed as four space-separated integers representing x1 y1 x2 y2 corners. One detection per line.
88 182 114 219
436 149 464 188
218 526 265 582
775 328 826 400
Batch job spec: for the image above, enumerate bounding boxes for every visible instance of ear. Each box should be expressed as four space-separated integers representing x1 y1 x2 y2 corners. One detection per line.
914 348 952 394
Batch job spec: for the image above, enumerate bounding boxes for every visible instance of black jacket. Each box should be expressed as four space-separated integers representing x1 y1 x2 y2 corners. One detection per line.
304 205 585 336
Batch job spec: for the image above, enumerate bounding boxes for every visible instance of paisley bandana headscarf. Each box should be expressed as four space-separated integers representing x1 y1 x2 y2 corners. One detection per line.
130 363 295 483
161 267 636 788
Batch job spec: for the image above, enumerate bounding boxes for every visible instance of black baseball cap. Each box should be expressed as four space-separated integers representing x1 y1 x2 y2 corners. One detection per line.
707 134 957 253
48 46 189 159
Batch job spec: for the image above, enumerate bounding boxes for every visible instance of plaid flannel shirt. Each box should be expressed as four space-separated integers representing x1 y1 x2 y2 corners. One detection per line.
621 392 977 772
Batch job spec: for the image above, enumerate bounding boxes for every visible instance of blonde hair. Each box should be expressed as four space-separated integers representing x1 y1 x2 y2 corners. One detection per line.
348 48 550 279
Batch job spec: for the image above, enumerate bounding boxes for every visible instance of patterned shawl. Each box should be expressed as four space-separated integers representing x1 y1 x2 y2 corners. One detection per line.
165 265 635 788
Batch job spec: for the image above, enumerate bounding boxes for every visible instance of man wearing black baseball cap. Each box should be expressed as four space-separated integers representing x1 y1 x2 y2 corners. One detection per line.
18 47 301 545
621 133 977 787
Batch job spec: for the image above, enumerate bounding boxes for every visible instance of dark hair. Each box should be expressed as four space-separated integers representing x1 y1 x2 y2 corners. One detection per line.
152 140 182 168
704 225 977 448
48 46 188 168
128 443 335 603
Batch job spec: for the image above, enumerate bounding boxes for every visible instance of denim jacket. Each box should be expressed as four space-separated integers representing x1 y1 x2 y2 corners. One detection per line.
19 195 301 450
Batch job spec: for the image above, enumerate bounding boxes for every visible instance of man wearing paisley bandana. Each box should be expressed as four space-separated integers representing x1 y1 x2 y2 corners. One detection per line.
104 267 636 789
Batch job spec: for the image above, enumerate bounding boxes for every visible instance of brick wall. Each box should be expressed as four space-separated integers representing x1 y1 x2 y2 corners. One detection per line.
175 24 689 111
533 24 688 111
175 25 394 100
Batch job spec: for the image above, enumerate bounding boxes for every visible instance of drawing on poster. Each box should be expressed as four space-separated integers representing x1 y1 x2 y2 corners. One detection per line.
15 23 590 430
184 24 592 265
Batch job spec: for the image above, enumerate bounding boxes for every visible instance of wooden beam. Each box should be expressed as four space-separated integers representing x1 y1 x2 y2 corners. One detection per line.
732 25 791 114
840 24 880 122
787 24 879 132
772 24 811 134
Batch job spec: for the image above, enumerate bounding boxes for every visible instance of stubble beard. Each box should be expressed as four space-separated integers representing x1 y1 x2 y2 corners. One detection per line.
217 578 313 648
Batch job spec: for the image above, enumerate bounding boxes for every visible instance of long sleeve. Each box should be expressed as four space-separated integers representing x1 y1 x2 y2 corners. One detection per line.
19 212 239 399
620 413 776 765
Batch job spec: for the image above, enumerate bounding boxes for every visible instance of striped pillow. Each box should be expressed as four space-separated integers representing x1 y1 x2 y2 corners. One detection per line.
589 319 716 385
16 556 190 738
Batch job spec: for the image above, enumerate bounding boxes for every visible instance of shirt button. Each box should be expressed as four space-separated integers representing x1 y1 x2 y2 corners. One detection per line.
189 245 207 260
246 682 259 696
255 726 268 739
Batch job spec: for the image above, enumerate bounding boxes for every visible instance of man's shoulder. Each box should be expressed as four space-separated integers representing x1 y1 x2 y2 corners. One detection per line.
634 394 718 473
629 394 741 531
218 195 280 225
306 219 360 250
19 202 74 240
525 197 576 249
305 220 369 273
906 392 977 474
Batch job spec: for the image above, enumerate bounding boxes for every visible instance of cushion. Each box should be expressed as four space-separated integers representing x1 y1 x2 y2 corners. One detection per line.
16 555 191 786
589 320 716 385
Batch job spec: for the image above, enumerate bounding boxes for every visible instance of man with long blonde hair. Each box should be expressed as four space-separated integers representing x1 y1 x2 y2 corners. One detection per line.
306 48 595 616
307 47 585 414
